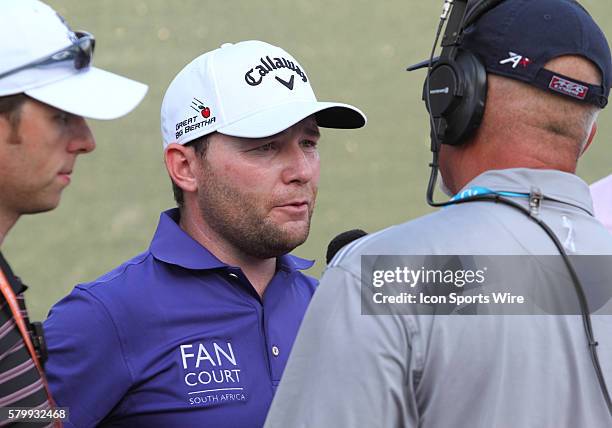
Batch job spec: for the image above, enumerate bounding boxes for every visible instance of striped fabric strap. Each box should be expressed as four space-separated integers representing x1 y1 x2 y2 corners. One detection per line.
0 269 62 428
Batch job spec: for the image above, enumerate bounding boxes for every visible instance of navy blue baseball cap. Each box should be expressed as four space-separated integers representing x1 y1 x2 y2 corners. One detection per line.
462 0 612 108
409 0 612 108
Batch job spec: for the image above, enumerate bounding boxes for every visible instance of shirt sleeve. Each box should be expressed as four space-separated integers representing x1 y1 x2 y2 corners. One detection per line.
43 287 133 428
264 266 420 428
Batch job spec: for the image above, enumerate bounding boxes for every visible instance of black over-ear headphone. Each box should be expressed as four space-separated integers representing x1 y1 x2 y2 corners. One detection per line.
409 0 504 147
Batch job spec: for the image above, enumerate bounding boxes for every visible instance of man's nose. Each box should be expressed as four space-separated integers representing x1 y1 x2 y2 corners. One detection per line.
67 117 96 154
280 142 318 184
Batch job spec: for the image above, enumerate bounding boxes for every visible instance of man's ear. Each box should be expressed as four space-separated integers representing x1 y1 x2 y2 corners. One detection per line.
581 121 598 156
164 143 199 194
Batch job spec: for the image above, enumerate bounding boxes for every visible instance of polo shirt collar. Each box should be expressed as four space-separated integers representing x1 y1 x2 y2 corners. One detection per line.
149 209 314 272
464 168 594 215
277 253 315 272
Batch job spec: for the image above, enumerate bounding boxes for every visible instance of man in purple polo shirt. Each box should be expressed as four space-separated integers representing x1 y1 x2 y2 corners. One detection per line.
43 41 366 427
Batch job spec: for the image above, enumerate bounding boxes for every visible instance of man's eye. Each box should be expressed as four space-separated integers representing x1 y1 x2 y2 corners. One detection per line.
254 143 275 152
301 140 318 150
55 112 70 124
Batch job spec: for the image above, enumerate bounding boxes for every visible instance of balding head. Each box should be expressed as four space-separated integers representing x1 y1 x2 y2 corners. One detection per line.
439 55 603 194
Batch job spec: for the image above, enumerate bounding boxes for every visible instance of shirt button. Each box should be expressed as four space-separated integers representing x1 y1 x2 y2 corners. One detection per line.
271 346 280 357
228 273 238 279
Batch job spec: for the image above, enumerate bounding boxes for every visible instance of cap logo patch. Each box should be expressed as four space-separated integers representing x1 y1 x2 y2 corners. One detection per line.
191 97 211 118
549 76 589 100
244 55 307 89
174 97 216 140
275 75 295 90
499 52 531 69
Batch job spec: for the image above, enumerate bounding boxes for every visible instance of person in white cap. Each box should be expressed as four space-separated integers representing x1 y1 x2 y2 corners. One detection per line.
43 40 365 427
0 0 147 424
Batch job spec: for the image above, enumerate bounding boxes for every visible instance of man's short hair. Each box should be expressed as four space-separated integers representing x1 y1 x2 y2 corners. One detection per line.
0 93 28 126
172 135 210 209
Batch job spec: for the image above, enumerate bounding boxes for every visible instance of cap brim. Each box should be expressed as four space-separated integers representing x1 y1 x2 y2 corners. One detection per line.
217 101 366 138
25 67 148 120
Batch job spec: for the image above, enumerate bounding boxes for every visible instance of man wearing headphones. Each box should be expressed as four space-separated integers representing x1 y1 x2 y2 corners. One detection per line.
0 0 146 423
265 0 612 426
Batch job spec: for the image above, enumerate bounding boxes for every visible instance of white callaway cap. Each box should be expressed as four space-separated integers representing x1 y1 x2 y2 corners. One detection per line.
0 0 147 120
161 40 366 148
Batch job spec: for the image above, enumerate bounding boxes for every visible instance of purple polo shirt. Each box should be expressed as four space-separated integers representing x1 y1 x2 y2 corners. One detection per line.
44 209 317 428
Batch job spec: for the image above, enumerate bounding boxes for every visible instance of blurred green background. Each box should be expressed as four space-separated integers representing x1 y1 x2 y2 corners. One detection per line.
5 0 612 321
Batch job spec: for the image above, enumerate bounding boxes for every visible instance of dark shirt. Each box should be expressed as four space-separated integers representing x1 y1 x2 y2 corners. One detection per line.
0 252 51 427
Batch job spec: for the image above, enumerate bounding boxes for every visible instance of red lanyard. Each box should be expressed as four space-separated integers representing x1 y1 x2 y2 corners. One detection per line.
0 269 62 428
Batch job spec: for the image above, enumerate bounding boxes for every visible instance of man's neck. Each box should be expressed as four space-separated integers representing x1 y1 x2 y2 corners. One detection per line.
0 208 19 247
179 208 276 298
442 135 576 194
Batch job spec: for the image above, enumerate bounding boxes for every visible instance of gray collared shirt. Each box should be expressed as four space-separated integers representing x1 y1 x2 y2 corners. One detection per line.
265 168 612 428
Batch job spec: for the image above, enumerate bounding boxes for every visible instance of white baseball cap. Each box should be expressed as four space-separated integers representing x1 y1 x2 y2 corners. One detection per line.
0 0 147 120
161 40 366 148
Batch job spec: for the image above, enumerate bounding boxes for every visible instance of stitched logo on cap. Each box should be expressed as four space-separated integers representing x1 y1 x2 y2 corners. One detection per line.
191 97 211 118
499 52 531 69
174 97 216 140
549 76 588 100
244 55 307 89
275 75 295 90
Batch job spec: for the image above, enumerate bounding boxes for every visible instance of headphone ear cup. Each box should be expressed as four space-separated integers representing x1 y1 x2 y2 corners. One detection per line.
424 50 487 146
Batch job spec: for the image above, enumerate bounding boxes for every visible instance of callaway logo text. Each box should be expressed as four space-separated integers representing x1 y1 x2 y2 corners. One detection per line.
244 55 307 88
